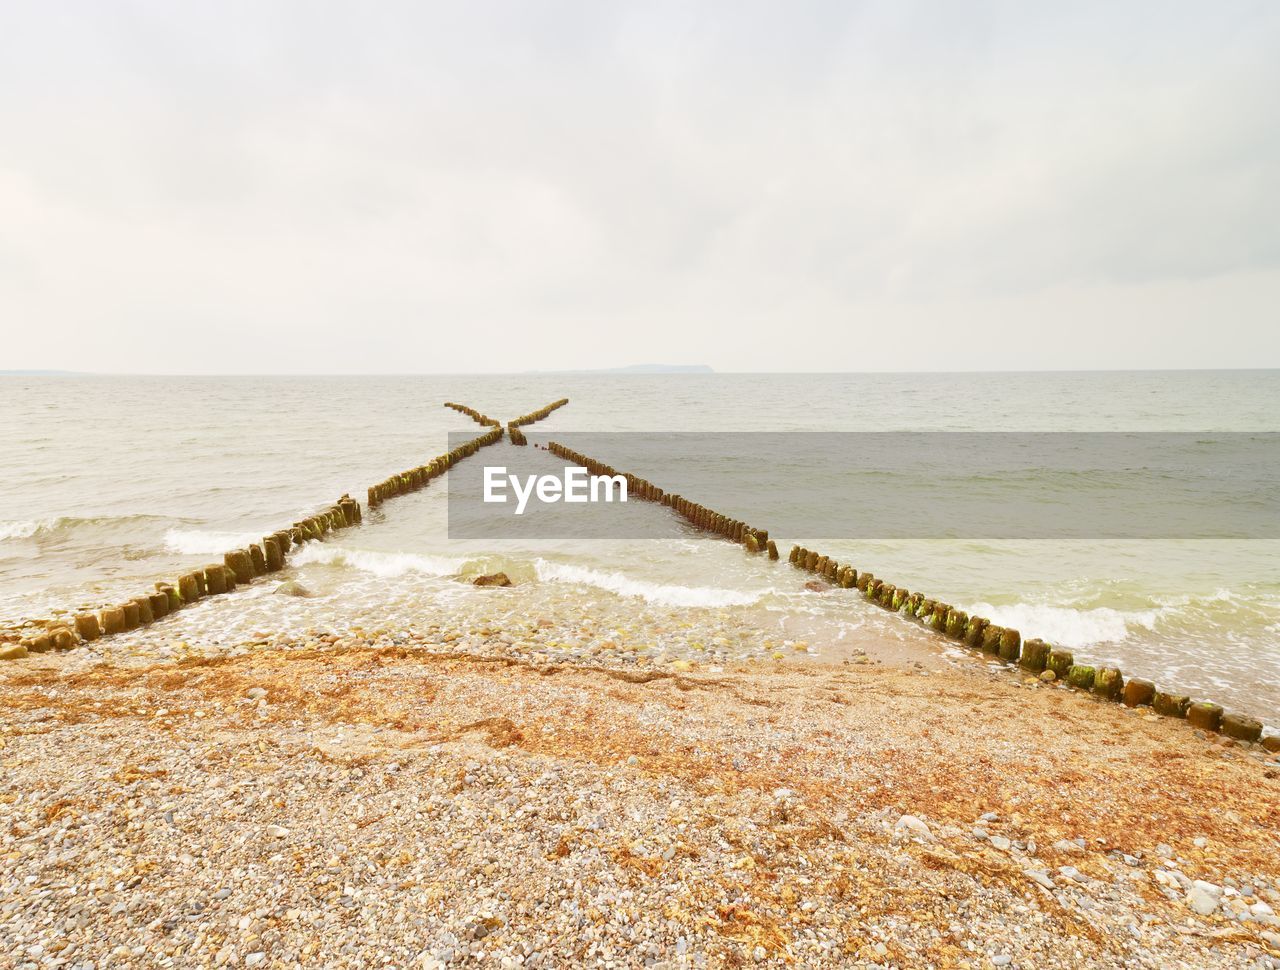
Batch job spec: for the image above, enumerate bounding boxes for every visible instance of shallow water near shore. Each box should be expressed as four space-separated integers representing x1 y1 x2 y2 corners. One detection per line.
1 371 1277 720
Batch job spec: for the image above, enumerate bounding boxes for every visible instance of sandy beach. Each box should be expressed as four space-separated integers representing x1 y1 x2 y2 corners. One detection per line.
4 618 1279 970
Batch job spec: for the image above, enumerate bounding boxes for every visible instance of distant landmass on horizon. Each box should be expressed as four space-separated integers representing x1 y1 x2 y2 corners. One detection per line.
526 364 715 375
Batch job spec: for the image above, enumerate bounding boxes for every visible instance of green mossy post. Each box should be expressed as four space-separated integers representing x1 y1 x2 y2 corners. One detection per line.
1066 665 1096 691
892 588 910 611
916 598 936 621
866 579 884 602
222 566 238 592
205 565 228 595
149 592 169 619
1020 639 1051 672
744 533 759 554
157 583 181 611
226 551 253 586
75 613 102 642
1152 692 1191 718
1046 648 1073 678
998 629 1021 663
929 605 950 633
1093 667 1124 700
178 573 200 604
1123 679 1155 707
101 606 126 635
264 537 284 572
877 583 895 608
1187 702 1223 732
905 592 923 615
248 544 267 577
856 573 873 592
981 625 1004 654
944 608 968 639
962 616 987 648
1222 713 1263 742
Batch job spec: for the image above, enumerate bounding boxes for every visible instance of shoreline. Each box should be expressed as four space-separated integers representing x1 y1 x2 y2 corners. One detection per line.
3 625 1280 968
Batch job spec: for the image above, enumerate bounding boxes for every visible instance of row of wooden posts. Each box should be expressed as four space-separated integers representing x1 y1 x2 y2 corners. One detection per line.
367 426 504 510
787 543 1267 744
444 402 502 427
533 440 1269 747
0 495 363 661
1 399 577 659
544 442 780 560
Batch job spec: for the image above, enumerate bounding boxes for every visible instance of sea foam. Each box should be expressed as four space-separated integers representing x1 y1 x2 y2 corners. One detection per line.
964 600 1161 648
535 559 762 608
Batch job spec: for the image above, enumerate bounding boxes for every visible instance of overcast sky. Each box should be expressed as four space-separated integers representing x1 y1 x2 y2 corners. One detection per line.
2 1 1278 373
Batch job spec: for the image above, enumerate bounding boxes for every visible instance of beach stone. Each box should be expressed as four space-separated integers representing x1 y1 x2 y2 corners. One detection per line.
1039 669 1056 682
1046 649 1073 679
803 581 827 592
1152 692 1191 718
998 629 1021 664
474 573 513 588
1093 666 1124 701
1186 884 1221 916
1221 713 1263 743
1124 678 1156 707
205 565 228 595
225 551 253 585
1187 702 1223 732
75 613 102 641
0 643 29 661
274 581 312 597
1020 639 1051 673
892 815 934 842
101 606 127 635
248 544 266 576
1261 736 1280 753
1066 665 1095 691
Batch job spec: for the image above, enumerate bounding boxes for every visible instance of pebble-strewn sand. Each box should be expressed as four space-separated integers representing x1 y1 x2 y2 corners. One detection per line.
3 619 1280 969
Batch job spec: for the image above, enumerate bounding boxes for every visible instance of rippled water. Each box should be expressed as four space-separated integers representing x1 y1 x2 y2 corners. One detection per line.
1 372 1277 720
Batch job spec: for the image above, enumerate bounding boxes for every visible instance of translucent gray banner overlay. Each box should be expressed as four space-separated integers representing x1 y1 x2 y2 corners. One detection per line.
447 432 1280 539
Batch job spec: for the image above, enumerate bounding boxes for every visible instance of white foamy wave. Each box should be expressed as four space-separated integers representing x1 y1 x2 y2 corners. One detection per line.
164 529 266 555
0 518 53 540
289 543 465 578
535 559 762 608
964 601 1161 648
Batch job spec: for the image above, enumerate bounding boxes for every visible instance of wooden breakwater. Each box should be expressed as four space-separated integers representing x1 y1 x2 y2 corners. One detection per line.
0 424 511 660
545 442 779 560
444 402 502 427
538 441 1270 747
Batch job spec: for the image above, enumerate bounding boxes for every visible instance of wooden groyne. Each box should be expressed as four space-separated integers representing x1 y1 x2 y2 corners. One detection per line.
0 424 511 659
538 440 1270 747
444 402 502 427
545 441 778 559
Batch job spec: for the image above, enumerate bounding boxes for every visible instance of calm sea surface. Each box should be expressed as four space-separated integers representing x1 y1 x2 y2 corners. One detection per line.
2 372 1277 721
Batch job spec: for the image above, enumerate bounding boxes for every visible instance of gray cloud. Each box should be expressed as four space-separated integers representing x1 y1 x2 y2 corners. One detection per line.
1 0 1278 372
